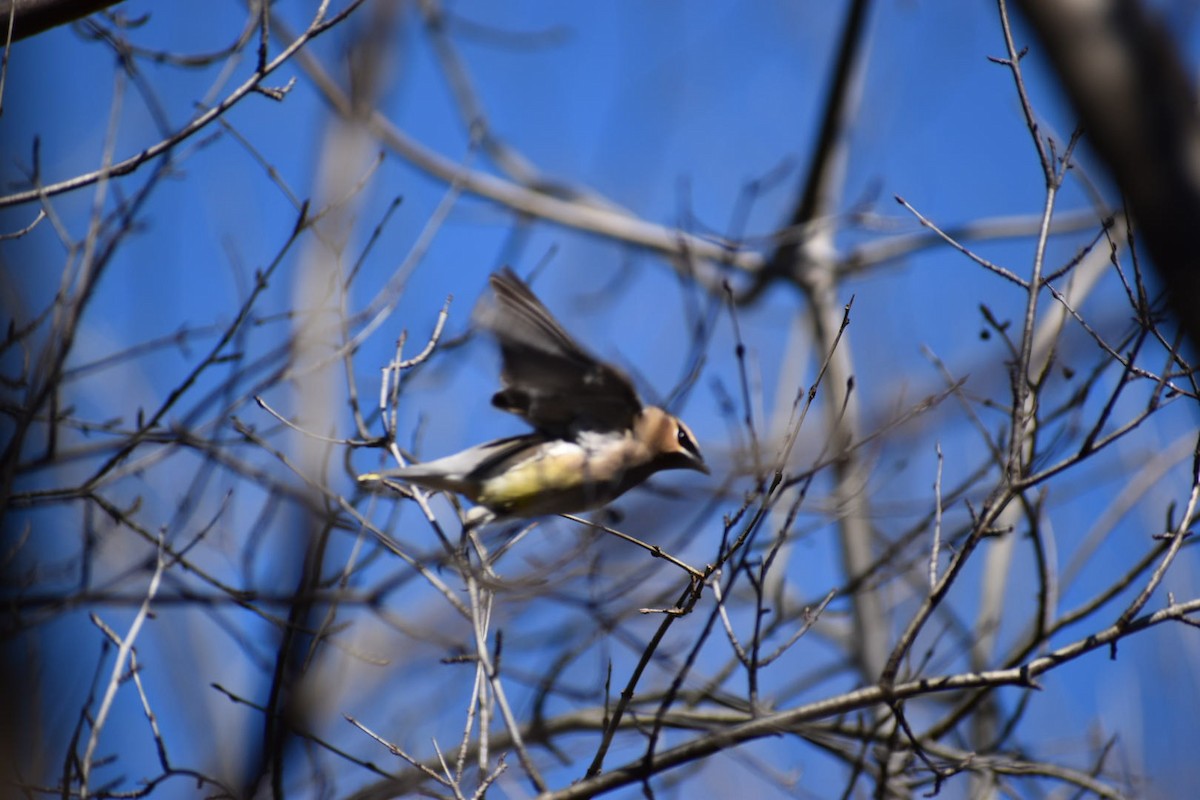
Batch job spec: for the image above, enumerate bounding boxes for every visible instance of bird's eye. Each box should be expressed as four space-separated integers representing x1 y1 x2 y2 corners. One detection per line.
677 425 700 457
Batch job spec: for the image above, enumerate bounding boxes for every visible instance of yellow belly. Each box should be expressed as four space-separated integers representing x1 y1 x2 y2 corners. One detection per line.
476 453 588 512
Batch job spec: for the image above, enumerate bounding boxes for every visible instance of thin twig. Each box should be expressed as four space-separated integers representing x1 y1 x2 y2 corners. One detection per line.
80 538 166 800
559 513 704 579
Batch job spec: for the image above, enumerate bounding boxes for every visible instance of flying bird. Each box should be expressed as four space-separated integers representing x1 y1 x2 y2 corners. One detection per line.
358 269 708 525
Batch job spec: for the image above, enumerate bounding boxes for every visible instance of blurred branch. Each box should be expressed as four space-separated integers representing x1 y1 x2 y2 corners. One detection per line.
837 208 1099 279
274 10 765 286
760 0 873 297
1014 0 1200 355
0 0 122 42
418 0 621 211
760 0 889 686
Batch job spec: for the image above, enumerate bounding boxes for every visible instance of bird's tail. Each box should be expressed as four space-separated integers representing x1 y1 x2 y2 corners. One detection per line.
356 464 464 494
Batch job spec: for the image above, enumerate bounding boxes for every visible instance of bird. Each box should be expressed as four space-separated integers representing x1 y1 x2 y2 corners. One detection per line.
357 268 708 526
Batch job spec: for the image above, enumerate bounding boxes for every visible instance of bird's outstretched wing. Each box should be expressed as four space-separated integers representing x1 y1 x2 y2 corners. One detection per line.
482 268 642 435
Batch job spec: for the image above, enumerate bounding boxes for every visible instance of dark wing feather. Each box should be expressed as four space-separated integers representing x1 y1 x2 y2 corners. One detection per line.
482 268 642 434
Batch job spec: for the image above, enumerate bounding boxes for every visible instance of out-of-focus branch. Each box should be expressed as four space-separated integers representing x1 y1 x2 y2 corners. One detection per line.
762 0 889 686
1014 0 1200 355
761 0 873 295
272 11 765 286
0 0 122 42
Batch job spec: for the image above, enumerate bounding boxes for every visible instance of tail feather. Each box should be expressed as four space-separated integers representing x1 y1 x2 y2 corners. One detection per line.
357 465 464 494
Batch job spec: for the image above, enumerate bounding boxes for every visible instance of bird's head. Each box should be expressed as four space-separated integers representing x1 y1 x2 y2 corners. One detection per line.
636 406 709 475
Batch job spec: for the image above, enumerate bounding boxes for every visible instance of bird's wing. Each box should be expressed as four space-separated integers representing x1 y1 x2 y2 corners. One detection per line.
481 268 642 435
